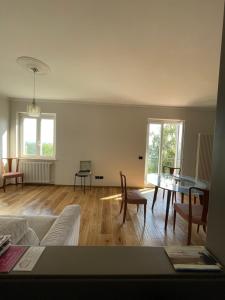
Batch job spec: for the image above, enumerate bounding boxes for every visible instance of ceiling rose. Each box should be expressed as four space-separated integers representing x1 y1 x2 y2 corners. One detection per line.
16 56 50 75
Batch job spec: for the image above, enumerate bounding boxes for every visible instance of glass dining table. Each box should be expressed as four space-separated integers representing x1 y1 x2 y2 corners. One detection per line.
148 173 210 231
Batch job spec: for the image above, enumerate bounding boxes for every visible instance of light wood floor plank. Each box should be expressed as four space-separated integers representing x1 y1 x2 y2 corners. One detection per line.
0 185 206 246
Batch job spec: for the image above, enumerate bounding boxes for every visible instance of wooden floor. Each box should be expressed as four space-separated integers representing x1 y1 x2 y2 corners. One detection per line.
0 184 206 246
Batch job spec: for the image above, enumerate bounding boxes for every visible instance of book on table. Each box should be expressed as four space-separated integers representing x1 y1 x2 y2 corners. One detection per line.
0 244 45 273
164 245 223 271
0 245 28 273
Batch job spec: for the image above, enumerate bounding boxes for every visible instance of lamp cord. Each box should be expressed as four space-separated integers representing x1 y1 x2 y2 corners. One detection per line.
32 67 38 105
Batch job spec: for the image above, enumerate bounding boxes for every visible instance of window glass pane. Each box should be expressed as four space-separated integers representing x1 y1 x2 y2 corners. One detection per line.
148 123 161 174
40 119 54 157
176 122 183 168
161 123 177 170
23 118 37 155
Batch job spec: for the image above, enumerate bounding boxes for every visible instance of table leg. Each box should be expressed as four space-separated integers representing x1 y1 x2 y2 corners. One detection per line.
165 190 171 231
151 186 158 210
181 193 184 203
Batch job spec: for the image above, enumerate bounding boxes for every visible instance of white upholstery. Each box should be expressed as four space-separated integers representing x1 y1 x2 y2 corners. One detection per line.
41 205 81 246
25 215 57 241
17 227 40 246
0 205 80 246
0 217 28 244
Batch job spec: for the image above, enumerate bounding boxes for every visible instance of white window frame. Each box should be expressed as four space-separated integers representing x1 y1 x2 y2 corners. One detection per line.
18 113 56 159
144 118 185 184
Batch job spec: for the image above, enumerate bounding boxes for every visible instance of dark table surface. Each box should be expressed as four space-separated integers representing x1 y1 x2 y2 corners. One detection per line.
1 246 225 299
0 246 223 279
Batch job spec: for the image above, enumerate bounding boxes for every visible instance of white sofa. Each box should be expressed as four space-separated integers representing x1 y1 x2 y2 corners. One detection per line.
0 204 80 246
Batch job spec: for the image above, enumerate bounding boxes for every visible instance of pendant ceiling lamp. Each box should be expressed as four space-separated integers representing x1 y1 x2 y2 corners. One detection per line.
16 56 50 117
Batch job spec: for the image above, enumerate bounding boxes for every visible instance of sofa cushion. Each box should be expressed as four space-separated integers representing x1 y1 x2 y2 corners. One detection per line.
40 205 80 246
25 215 57 241
0 217 28 244
17 227 40 246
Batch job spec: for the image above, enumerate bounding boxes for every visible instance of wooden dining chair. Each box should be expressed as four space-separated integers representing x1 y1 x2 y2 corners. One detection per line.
1 158 24 192
162 166 182 204
173 186 209 245
119 171 147 225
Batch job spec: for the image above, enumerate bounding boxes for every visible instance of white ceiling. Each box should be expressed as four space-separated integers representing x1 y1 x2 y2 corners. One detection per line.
0 0 224 107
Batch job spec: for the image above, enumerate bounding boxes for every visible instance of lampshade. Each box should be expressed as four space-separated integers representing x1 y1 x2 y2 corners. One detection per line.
27 102 41 117
27 66 41 117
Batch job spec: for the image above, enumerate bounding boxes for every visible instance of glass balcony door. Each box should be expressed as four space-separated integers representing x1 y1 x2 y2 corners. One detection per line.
145 119 184 185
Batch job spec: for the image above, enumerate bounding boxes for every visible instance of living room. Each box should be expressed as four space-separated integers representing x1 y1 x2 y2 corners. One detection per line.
0 0 225 298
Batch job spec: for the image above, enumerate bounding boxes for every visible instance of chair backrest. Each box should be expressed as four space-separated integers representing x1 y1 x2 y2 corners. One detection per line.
1 158 20 174
80 161 91 172
119 171 127 201
162 165 181 175
188 187 209 224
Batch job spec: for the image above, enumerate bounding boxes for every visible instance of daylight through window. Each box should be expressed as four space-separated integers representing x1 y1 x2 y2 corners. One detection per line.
145 119 184 185
19 114 56 159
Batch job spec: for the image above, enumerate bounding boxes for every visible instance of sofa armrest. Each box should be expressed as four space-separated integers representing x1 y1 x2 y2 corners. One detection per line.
40 205 80 246
25 215 57 241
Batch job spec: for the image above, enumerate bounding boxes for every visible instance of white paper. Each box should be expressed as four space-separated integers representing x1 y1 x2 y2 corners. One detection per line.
13 246 45 271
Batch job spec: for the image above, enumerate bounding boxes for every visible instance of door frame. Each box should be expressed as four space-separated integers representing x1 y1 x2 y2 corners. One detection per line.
144 118 185 186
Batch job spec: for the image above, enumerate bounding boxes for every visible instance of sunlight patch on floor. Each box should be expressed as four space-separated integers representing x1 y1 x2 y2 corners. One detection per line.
100 194 122 201
138 188 154 194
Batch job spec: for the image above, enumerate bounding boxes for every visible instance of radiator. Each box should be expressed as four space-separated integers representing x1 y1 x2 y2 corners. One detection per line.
19 161 53 183
195 133 213 182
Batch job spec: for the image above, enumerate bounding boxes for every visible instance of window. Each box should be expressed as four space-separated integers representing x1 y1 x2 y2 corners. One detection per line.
145 119 184 184
19 113 56 159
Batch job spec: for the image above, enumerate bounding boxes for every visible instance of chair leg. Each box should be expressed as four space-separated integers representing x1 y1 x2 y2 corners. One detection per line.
3 177 6 192
163 189 165 199
123 202 127 223
21 175 24 189
120 199 124 214
203 225 207 233
90 174 92 190
144 203 146 225
197 224 200 233
173 210 176 231
15 177 18 185
137 204 139 213
187 221 192 245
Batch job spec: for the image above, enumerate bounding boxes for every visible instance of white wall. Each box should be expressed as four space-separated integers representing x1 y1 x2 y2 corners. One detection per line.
0 95 9 159
9 99 215 187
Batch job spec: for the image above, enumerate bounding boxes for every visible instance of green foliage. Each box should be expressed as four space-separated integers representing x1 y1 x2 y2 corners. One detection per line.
148 133 160 173
25 142 54 157
161 124 176 169
42 143 54 156
25 142 36 155
148 124 176 173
